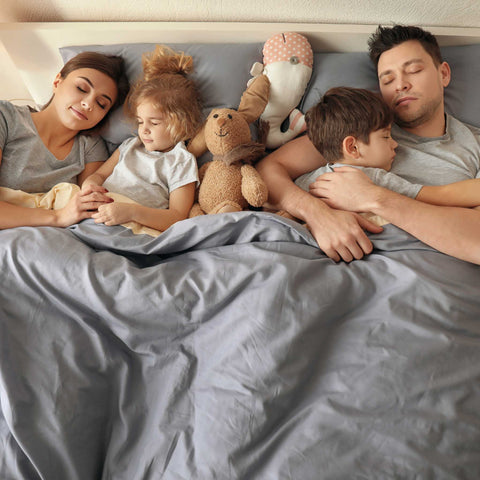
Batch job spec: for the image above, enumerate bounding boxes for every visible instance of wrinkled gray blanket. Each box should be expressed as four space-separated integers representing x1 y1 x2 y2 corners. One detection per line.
1 212 480 480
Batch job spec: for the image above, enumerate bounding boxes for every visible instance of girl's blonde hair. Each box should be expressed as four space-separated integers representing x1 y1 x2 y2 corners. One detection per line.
124 45 203 143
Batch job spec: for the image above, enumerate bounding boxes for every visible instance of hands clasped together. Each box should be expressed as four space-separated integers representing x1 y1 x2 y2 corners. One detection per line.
55 184 131 227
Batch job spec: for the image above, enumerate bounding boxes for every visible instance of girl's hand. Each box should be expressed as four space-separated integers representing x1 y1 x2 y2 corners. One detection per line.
92 201 134 226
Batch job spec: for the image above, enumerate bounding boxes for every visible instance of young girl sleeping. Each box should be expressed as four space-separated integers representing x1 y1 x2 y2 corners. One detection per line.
82 44 203 232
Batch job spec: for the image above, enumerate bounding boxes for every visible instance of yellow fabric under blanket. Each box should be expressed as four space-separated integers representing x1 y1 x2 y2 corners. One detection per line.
0 183 163 237
360 212 390 227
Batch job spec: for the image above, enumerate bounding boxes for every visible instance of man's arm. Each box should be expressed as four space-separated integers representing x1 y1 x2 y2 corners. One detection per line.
312 167 480 264
417 179 480 207
257 135 383 262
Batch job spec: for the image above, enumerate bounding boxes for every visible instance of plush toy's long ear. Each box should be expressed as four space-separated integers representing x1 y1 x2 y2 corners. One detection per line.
187 123 207 159
237 74 270 125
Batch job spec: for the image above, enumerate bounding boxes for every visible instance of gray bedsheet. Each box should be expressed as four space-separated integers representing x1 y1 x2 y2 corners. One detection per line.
1 212 480 480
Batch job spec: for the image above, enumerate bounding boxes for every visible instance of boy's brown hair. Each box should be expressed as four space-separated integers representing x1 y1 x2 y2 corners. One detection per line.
305 87 393 163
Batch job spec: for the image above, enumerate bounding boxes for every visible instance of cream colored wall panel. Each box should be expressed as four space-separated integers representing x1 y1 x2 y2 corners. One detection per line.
1 21 480 104
1 0 479 27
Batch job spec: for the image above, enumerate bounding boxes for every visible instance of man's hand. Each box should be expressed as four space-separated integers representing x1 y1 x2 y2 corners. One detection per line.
302 197 383 262
309 166 379 212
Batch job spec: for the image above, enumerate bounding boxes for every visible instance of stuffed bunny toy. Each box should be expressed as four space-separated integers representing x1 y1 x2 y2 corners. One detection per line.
188 74 270 216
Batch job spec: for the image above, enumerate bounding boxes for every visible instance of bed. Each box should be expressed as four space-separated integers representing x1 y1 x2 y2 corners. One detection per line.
1 22 480 480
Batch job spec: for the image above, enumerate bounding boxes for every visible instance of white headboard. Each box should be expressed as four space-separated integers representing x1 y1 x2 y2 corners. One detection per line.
2 22 480 105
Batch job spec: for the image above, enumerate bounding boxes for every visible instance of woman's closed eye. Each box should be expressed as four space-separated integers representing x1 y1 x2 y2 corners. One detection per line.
77 85 107 109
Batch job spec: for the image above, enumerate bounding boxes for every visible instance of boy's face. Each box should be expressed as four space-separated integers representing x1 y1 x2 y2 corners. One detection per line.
356 126 398 171
377 40 450 131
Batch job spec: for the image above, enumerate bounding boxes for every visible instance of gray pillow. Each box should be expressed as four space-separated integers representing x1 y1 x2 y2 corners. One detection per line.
60 43 263 152
301 51 378 114
301 45 480 129
61 41 480 155
442 44 480 128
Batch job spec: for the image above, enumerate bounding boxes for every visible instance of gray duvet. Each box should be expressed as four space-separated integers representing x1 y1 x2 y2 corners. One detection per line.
1 212 479 479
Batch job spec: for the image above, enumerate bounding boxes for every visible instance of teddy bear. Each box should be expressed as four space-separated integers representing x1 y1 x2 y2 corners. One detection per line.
187 74 271 216
249 32 314 149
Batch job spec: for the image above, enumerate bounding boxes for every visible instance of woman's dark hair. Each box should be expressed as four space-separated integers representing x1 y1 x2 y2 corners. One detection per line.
305 87 393 163
368 25 443 68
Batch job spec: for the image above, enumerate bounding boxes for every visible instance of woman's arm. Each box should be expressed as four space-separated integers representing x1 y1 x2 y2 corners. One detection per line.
0 200 58 229
92 182 196 231
0 193 110 229
416 178 480 207
256 135 382 262
0 147 114 229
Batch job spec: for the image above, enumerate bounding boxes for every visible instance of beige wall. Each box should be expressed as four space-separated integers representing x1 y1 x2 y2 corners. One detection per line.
1 0 479 102
1 0 479 26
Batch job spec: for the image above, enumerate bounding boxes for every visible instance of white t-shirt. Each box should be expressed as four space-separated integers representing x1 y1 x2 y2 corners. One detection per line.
103 136 199 209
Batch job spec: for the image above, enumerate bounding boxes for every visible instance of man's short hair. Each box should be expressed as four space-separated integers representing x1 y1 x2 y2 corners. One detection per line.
368 24 443 68
305 87 393 163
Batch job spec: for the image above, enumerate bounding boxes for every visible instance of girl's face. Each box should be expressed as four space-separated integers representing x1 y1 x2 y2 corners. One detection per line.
52 68 118 131
136 101 175 152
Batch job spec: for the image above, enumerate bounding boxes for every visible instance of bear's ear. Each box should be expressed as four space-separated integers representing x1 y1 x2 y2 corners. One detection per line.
237 74 270 125
187 123 207 159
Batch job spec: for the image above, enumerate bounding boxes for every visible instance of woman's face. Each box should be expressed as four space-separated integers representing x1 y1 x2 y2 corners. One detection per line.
52 68 118 131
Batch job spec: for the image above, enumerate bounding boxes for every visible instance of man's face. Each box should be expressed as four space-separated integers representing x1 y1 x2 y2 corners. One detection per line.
377 40 450 132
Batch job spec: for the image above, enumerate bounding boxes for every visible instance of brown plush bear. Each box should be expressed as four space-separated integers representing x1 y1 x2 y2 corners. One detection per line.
188 75 270 216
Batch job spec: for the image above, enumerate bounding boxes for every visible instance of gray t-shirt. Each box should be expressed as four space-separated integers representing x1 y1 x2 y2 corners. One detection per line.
103 136 199 209
390 114 480 185
0 101 109 193
295 163 422 199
